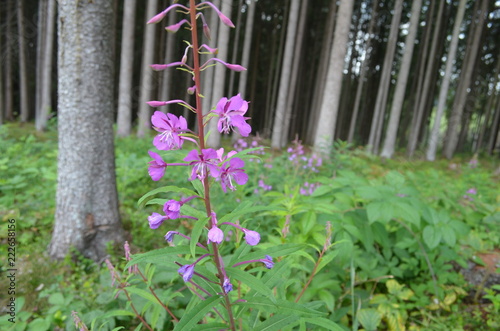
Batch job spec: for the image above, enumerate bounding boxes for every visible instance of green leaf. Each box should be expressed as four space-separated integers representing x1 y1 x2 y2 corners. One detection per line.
219 204 275 224
255 314 299 331
230 243 306 265
145 198 168 206
441 224 457 247
191 323 229 331
301 317 344 331
99 309 137 319
138 185 198 206
126 246 205 268
316 250 339 273
125 287 162 306
357 308 382 331
226 267 275 301
422 225 441 249
274 299 325 317
191 180 205 198
173 296 223 331
48 293 64 306
181 204 207 219
366 201 393 224
191 216 209 257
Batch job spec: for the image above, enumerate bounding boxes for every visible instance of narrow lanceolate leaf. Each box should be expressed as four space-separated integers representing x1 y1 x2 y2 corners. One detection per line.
230 243 306 265
191 323 229 331
301 317 344 331
181 204 208 219
191 216 209 256
99 309 137 318
274 299 325 317
219 204 275 224
255 314 300 331
138 185 198 206
225 267 275 301
125 287 162 306
126 246 205 268
173 296 223 331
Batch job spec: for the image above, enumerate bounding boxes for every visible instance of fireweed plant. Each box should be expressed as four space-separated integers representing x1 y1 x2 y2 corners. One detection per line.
81 1 341 331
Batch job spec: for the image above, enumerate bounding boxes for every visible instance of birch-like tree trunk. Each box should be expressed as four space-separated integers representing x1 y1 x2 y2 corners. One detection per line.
202 0 220 121
137 0 158 137
4 0 14 121
17 0 29 122
487 93 500 155
36 0 56 131
159 9 177 104
367 0 404 154
426 0 467 161
380 0 423 158
476 58 500 152
443 0 489 159
271 0 301 148
207 0 232 148
51 0 124 261
407 0 444 156
35 0 48 118
227 0 244 97
313 0 354 152
238 0 256 98
116 0 137 137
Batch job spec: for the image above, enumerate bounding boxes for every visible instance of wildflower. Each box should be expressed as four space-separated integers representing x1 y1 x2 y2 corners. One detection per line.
165 19 190 33
184 148 221 180
147 4 189 24
178 263 195 282
151 111 188 151
148 151 167 181
164 199 181 219
466 188 477 195
208 212 224 244
242 228 260 246
263 255 274 269
218 157 248 192
148 212 168 229
212 94 251 137
223 277 233 293
165 231 176 242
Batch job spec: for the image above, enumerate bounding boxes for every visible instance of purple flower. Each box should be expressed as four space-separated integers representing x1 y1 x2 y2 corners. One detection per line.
151 111 188 151
212 94 251 137
242 228 260 246
208 226 224 244
165 19 189 33
263 255 274 269
184 148 221 180
178 264 195 282
466 188 477 195
223 277 233 293
164 231 177 242
219 158 248 192
148 212 167 229
148 151 167 181
163 199 181 220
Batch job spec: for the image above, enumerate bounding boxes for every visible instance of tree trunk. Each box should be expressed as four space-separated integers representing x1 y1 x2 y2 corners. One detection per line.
313 0 354 152
476 58 500 152
348 0 379 144
426 0 467 161
35 0 48 119
237 0 256 99
116 0 137 137
443 0 489 159
4 0 14 121
407 0 444 156
51 0 124 261
487 93 500 155
17 0 29 122
380 0 422 158
207 0 232 148
37 0 56 131
367 0 404 154
271 0 301 148
137 0 159 137
159 9 177 104
227 0 244 98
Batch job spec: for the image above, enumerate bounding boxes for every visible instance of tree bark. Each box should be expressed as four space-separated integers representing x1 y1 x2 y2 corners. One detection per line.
35 0 48 119
4 0 14 121
116 0 137 137
380 0 422 158
313 0 354 152
17 0 30 122
426 0 467 161
37 0 56 131
271 0 301 148
443 0 489 159
476 58 500 152
367 0 404 154
207 0 232 148
227 0 244 98
137 0 159 137
237 0 256 99
159 8 177 105
487 93 500 155
51 0 124 261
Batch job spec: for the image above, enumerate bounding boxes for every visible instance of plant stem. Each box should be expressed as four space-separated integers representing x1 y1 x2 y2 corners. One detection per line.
295 249 325 303
188 1 236 329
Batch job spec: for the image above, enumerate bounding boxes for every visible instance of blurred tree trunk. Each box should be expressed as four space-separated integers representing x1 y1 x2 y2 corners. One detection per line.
443 0 489 159
4 0 14 121
271 0 301 148
51 0 124 261
380 0 422 158
237 0 256 99
488 93 500 155
159 9 177 105
426 0 467 161
348 0 378 144
137 0 158 137
36 0 56 131
202 0 220 124
207 0 232 148
313 0 354 152
228 0 244 98
17 0 29 122
35 0 47 118
476 58 500 152
367 0 403 154
407 0 444 156
116 0 137 137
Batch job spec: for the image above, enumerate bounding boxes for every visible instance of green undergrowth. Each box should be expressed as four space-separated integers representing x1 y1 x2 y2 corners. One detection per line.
0 123 499 330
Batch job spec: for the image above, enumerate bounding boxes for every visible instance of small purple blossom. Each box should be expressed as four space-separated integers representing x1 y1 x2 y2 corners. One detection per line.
212 94 251 137
223 277 233 293
242 228 260 246
263 255 274 269
164 199 181 219
151 111 188 151
178 264 195 282
219 157 248 192
148 151 167 181
165 231 176 242
208 226 224 244
148 212 168 229
165 19 190 33
466 188 477 195
184 148 221 180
